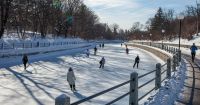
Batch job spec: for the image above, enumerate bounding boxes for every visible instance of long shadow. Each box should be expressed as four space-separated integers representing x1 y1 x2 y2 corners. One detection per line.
73 92 87 100
176 99 188 105
0 84 28 97
5 68 44 105
5 67 71 105
184 84 200 90
188 61 196 105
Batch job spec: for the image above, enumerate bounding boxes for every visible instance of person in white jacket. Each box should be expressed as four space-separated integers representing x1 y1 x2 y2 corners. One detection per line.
67 67 76 91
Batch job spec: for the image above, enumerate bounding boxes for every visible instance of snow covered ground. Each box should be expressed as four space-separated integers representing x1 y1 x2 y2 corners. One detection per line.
0 43 164 105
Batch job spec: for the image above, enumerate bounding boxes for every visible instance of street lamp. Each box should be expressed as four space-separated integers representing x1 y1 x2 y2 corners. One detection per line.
177 15 184 50
196 0 200 36
150 33 152 46
161 29 165 49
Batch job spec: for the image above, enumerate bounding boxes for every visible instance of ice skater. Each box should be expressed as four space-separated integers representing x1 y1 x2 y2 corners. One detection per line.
22 54 29 70
102 43 104 48
133 55 140 69
67 67 76 91
85 49 90 57
99 57 105 69
94 46 97 55
126 48 129 54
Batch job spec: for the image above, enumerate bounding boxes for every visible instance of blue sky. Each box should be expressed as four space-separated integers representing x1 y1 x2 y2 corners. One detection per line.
84 0 196 29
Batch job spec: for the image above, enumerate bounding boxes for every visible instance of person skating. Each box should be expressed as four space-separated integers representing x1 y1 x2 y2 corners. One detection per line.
121 43 122 47
190 43 198 62
22 54 28 70
67 67 76 91
99 57 105 69
85 49 90 57
102 43 104 48
126 48 129 54
133 55 140 68
94 46 97 55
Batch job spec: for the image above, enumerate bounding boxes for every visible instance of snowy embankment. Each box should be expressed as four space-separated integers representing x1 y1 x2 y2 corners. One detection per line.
0 37 94 57
132 34 200 46
145 59 186 105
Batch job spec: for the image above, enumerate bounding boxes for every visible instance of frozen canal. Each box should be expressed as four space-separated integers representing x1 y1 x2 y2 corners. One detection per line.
0 44 164 105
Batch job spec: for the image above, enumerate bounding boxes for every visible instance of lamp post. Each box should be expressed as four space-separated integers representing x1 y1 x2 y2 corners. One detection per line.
196 0 200 36
177 15 184 50
150 33 152 46
161 29 165 49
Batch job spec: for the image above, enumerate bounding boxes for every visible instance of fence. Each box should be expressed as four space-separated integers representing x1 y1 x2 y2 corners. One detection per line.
0 40 95 57
0 41 86 50
55 42 181 105
131 41 200 49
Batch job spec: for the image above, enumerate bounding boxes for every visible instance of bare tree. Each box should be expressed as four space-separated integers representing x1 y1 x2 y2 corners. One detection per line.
0 0 13 39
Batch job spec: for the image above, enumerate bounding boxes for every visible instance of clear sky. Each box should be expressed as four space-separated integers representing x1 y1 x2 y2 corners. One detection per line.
84 0 196 30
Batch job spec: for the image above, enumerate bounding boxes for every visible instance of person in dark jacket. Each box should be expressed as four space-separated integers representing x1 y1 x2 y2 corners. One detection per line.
190 43 198 62
133 55 140 68
67 67 76 91
99 57 105 69
22 54 28 70
94 46 97 55
126 48 129 54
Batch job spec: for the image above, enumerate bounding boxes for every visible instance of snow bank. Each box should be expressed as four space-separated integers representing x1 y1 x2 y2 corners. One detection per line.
144 59 186 105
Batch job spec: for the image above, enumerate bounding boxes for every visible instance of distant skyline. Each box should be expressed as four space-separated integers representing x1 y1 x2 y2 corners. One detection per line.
84 0 196 30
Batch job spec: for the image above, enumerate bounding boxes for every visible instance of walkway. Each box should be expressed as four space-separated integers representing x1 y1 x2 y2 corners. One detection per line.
176 54 200 105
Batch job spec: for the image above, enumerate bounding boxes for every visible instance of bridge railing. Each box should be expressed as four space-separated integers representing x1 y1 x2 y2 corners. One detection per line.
55 42 181 105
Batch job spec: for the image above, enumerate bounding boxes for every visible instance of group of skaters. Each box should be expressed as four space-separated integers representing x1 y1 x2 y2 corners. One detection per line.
21 43 198 92
99 43 104 48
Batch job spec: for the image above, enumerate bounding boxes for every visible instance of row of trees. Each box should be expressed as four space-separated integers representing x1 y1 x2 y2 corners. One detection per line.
0 0 127 39
1 0 199 40
128 5 200 41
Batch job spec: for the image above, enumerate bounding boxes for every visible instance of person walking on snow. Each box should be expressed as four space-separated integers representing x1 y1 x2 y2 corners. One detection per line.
133 55 140 68
67 67 76 91
22 54 28 70
99 57 105 69
190 43 198 62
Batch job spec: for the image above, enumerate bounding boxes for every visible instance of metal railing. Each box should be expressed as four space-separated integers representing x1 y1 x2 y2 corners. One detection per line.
0 41 86 50
55 42 181 105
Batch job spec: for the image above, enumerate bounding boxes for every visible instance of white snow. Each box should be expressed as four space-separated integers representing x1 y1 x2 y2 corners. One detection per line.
0 43 165 105
1 34 196 105
145 59 187 105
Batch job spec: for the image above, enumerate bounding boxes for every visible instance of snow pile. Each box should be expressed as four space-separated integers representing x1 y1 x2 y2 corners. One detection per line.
145 59 186 105
163 33 200 46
